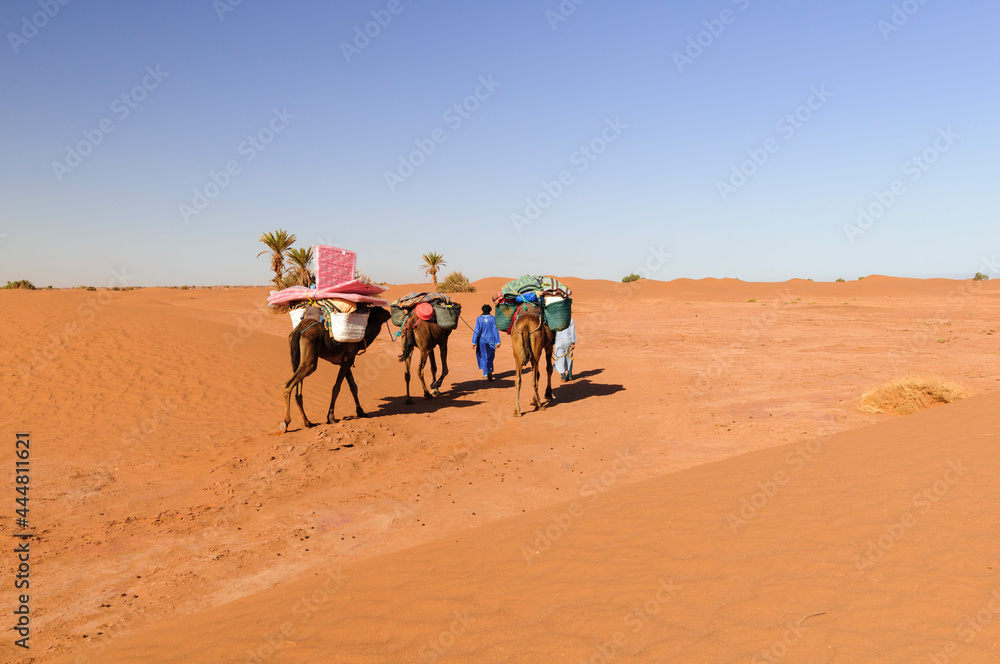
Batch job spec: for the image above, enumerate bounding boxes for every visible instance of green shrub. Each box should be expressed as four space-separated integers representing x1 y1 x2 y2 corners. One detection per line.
973 272 990 281
622 273 641 283
438 271 476 293
836 278 845 282
3 280 36 289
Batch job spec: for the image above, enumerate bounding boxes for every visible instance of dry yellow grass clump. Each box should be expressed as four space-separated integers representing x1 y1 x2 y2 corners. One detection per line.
858 376 972 415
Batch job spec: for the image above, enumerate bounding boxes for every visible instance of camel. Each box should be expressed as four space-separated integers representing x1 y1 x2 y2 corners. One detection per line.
399 317 453 404
510 304 555 416
280 306 392 434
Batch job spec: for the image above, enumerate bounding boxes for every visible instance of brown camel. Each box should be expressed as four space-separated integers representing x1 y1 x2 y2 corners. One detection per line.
280 306 392 434
399 318 453 404
510 305 555 416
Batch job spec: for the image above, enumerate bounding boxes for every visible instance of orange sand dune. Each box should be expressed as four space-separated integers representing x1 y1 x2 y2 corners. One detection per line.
2 277 1000 662
44 391 1000 663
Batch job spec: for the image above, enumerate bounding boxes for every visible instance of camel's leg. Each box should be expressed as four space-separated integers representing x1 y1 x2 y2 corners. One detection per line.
417 348 434 399
513 343 523 417
282 344 319 434
294 383 310 428
427 347 438 392
431 338 448 393
327 363 351 424
404 354 413 405
531 355 543 411
543 340 554 402
345 366 366 418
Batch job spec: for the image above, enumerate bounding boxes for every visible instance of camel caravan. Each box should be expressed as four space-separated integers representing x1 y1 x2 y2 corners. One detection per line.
268 245 573 432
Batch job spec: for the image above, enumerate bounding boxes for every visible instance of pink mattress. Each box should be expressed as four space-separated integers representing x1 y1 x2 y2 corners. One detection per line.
314 246 357 291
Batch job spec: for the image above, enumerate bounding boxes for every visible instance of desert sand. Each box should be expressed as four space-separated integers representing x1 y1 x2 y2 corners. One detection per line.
3 276 1000 663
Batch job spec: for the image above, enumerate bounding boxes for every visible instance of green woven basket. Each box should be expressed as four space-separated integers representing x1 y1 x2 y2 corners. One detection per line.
432 302 461 330
390 304 407 327
543 297 572 332
494 301 516 332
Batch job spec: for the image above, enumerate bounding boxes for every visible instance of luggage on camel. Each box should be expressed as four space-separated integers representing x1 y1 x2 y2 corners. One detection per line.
542 295 571 331
432 302 460 330
319 301 370 343
414 302 434 321
267 246 389 342
494 301 516 332
390 303 407 327
493 275 573 332
266 245 388 310
289 303 323 330
389 292 462 331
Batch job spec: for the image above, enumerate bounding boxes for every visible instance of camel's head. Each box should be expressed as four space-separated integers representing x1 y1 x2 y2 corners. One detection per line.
364 306 392 342
369 306 391 327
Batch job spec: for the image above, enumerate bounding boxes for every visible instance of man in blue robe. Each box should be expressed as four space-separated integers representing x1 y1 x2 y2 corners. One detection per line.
472 304 501 381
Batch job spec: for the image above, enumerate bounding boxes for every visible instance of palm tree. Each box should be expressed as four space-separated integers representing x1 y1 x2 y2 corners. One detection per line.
257 230 296 288
286 247 314 287
420 252 447 285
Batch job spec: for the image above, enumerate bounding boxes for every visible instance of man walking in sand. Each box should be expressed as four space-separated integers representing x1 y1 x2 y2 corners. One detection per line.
472 304 501 381
554 318 576 381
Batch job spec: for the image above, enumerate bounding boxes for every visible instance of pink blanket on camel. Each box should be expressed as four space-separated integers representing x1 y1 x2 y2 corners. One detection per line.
267 281 388 307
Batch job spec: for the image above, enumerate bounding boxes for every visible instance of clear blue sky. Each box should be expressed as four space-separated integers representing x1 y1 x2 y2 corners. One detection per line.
1 0 998 287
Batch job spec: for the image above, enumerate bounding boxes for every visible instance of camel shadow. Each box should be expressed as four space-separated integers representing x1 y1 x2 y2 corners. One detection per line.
371 392 484 418
548 372 623 407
